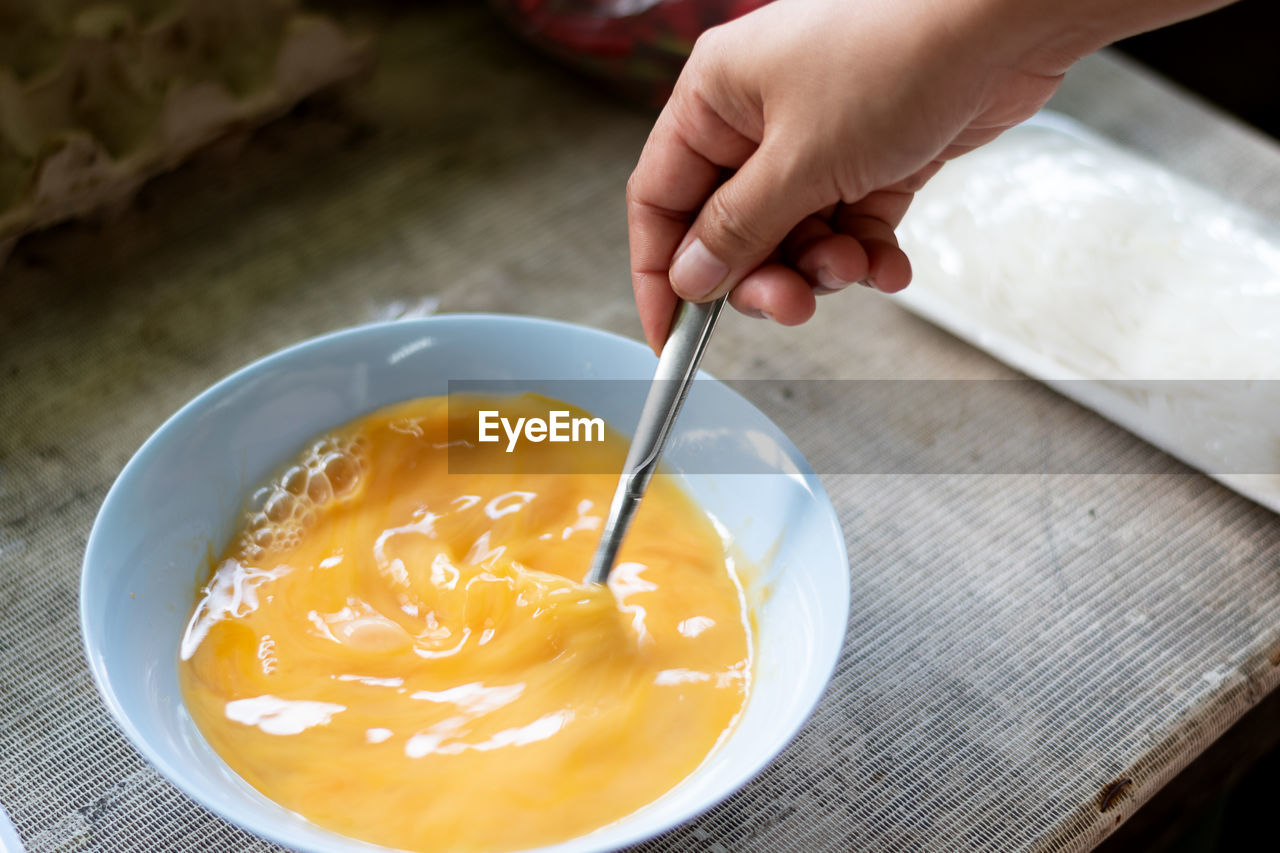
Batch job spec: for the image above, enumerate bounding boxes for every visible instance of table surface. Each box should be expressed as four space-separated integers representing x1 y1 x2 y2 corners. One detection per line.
3 3 1279 852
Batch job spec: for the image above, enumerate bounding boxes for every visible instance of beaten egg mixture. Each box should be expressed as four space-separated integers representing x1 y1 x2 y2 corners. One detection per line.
178 395 751 852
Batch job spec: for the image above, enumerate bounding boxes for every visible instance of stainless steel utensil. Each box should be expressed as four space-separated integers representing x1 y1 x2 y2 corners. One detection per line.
584 296 727 585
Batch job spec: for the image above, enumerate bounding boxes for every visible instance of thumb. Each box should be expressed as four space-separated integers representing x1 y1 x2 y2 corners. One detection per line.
669 146 822 302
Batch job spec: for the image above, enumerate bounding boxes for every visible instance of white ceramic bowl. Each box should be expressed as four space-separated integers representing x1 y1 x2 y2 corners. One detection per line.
81 315 849 853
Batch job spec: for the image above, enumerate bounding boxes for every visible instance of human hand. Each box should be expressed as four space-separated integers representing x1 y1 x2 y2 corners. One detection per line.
626 0 1233 350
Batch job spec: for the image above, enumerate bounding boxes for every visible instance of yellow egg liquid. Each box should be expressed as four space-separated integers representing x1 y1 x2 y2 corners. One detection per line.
178 394 751 852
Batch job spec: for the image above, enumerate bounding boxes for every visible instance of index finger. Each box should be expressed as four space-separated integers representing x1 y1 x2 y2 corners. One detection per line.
626 84 756 351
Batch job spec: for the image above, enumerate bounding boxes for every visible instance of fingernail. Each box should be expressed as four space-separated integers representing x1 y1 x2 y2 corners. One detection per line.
761 310 774 322
860 276 878 290
670 238 729 299
815 268 851 295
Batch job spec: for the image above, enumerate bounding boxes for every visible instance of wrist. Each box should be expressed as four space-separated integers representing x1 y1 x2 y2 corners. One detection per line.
936 0 1105 76
945 0 1237 76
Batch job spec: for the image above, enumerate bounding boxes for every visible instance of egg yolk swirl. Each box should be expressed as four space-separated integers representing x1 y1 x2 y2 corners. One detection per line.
178 395 751 852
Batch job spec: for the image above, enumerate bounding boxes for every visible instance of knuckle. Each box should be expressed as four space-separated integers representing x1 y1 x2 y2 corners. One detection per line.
684 24 737 88
690 24 726 59
833 161 873 205
703 190 767 255
772 145 819 194
624 171 652 223
759 136 835 204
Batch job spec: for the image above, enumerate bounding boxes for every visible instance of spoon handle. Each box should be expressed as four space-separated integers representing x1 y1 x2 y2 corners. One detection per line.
585 296 727 585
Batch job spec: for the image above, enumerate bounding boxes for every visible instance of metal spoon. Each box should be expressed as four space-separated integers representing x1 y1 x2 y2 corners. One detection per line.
584 295 728 585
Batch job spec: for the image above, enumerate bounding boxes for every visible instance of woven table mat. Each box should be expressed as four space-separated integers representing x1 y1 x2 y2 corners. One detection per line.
2 4 1279 851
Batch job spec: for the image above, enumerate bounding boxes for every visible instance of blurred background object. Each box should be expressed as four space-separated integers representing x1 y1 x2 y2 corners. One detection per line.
487 0 764 105
0 0 370 263
3 0 1274 271
1116 0 1279 141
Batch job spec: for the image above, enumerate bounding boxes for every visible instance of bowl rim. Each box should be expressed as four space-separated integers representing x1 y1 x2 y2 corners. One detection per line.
80 312 851 853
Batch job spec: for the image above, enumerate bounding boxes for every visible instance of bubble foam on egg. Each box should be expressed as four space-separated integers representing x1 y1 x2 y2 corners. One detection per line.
239 436 368 558
180 435 368 661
